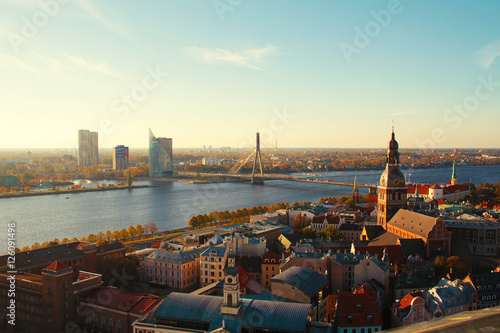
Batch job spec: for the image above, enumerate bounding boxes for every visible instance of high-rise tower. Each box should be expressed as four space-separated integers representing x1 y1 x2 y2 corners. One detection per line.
377 128 407 229
148 128 173 177
78 129 98 166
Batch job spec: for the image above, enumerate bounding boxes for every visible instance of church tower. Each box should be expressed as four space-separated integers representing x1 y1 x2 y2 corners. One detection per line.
377 128 407 229
451 161 457 185
221 254 241 315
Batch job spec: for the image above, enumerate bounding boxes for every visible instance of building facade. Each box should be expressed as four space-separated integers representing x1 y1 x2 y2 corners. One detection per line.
148 128 173 177
445 215 500 256
0 261 102 333
112 145 129 171
463 272 500 308
261 252 283 288
144 248 203 289
392 292 432 327
377 129 407 229
386 210 451 257
78 129 98 166
426 279 480 318
200 245 229 286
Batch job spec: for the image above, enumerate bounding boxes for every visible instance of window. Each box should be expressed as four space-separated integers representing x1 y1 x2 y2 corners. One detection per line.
102 316 105 327
109 318 113 329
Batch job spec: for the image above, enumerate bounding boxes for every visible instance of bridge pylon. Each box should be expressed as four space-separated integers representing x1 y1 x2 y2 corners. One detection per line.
251 133 264 185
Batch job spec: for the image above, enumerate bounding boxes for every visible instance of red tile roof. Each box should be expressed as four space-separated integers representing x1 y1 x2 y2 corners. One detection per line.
443 184 469 194
82 287 159 315
407 185 430 195
312 214 340 225
151 241 161 249
45 260 68 271
337 291 383 328
353 245 404 267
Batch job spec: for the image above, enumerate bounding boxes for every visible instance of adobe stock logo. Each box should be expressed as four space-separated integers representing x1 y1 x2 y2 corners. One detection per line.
8 0 70 53
213 0 243 21
339 0 408 63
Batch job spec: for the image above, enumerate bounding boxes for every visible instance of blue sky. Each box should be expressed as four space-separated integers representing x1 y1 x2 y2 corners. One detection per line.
1 0 499 150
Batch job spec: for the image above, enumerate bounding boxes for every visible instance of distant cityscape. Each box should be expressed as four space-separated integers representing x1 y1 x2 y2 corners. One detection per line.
1 129 500 332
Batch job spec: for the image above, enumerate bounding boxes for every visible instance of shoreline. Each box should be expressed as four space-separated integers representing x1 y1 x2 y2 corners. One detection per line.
0 184 154 199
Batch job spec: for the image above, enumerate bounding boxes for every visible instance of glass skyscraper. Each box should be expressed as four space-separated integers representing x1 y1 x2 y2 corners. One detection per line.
149 128 173 177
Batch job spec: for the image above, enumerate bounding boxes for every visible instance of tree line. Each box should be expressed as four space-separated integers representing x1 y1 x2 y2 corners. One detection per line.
16 222 159 253
188 202 290 229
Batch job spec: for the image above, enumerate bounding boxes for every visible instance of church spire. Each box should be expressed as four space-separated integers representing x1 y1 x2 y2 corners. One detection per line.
451 160 457 185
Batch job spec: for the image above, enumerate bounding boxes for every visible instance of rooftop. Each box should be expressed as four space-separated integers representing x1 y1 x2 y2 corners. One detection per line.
272 266 328 298
388 209 441 238
82 286 159 315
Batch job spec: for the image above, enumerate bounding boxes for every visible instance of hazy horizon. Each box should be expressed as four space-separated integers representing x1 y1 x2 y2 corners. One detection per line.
1 1 499 149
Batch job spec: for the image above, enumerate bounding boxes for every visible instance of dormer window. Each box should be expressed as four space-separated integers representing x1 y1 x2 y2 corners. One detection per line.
367 315 373 322
347 316 353 322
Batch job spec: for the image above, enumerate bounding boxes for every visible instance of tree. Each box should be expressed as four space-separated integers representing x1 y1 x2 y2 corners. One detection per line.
216 211 225 223
119 228 129 240
21 172 33 184
318 226 344 240
21 246 30 252
112 230 120 241
435 256 469 279
61 238 70 244
128 226 136 240
105 230 112 241
292 213 308 232
127 172 133 187
97 231 104 241
301 227 317 239
189 216 199 229
135 225 144 238
31 242 41 250
23 186 30 192
345 198 355 208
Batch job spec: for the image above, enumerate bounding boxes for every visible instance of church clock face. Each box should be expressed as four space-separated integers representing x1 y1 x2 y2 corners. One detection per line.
394 179 401 186
227 277 233 284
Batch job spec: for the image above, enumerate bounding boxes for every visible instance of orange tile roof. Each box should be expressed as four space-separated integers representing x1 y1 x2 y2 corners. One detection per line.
45 260 68 271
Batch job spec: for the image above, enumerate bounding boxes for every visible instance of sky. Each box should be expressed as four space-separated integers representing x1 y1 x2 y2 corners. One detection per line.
1 0 500 150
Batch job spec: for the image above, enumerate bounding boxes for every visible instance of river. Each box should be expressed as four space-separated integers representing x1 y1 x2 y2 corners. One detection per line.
1 164 499 251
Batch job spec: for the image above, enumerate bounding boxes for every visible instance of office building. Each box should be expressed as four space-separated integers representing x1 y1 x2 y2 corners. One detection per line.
148 128 173 177
112 145 129 171
78 129 98 166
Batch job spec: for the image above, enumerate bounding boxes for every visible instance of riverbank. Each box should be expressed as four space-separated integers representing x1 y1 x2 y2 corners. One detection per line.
0 184 154 199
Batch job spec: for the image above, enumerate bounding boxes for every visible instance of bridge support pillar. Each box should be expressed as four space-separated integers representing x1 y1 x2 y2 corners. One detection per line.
369 187 377 195
251 177 264 185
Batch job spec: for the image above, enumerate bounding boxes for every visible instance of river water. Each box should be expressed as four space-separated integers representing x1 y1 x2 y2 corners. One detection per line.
1 164 499 251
